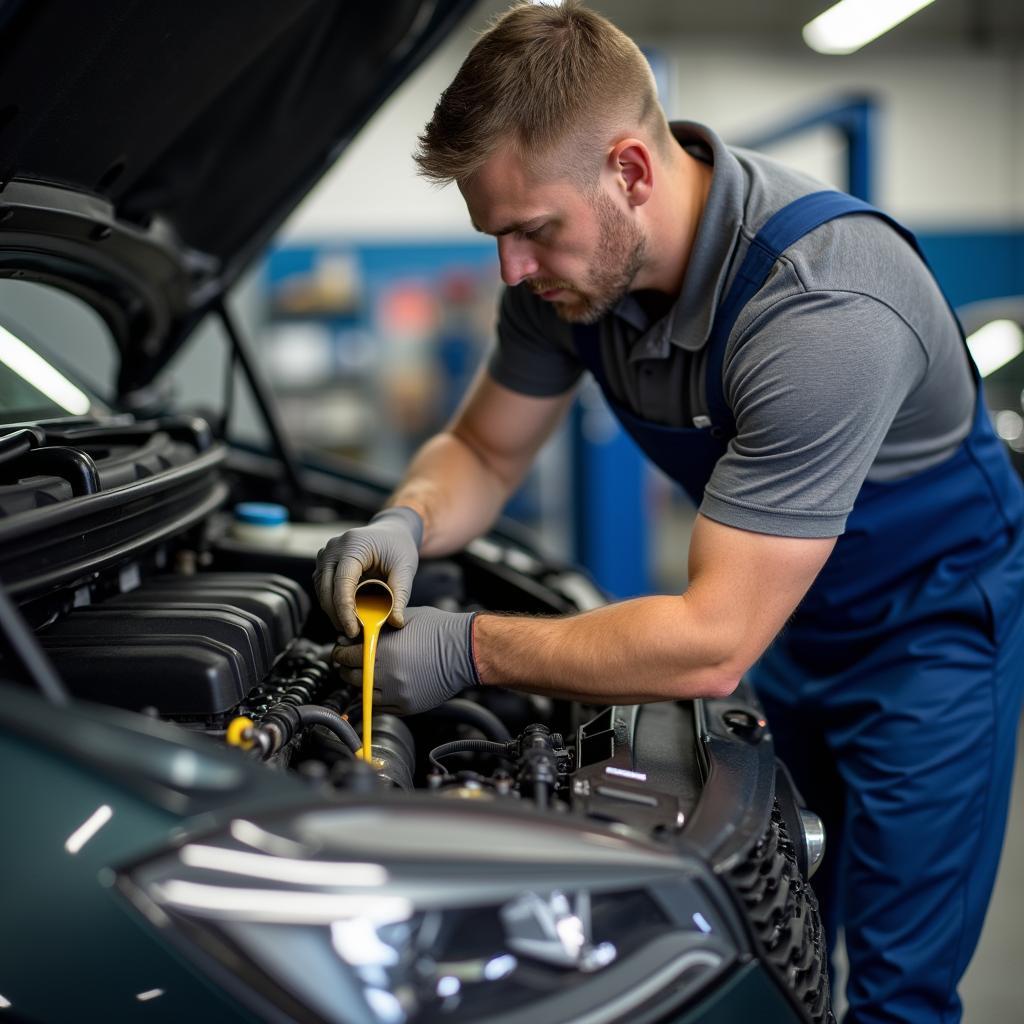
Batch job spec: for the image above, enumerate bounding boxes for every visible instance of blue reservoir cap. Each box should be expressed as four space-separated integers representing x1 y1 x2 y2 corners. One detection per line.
233 502 289 527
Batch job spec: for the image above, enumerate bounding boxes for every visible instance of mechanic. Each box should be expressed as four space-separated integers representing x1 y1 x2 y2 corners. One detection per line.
314 4 1024 1022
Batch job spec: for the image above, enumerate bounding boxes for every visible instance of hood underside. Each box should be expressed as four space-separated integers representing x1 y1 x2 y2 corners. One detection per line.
0 0 472 390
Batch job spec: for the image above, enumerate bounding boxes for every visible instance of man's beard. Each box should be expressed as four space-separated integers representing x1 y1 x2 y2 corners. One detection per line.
531 191 647 325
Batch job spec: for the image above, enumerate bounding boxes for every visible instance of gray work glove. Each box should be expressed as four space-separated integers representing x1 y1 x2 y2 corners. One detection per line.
314 507 423 638
332 606 482 715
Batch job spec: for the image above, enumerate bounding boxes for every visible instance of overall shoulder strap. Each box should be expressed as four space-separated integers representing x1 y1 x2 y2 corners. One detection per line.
704 190 919 435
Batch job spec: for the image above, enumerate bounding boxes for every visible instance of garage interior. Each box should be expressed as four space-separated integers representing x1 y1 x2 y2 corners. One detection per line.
1 1 1022 1021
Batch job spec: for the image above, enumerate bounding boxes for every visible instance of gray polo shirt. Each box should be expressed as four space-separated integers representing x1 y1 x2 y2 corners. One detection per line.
489 121 974 538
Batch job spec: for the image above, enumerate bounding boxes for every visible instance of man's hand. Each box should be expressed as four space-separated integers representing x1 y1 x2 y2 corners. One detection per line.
332 606 481 715
314 507 423 637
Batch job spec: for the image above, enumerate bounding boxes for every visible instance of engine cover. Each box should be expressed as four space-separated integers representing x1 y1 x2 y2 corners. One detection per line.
38 573 308 717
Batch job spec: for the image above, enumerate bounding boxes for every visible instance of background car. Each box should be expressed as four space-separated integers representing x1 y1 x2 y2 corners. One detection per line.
0 3 831 1022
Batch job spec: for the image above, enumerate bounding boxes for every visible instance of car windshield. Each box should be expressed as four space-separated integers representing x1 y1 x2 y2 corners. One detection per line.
0 318 101 424
0 279 111 426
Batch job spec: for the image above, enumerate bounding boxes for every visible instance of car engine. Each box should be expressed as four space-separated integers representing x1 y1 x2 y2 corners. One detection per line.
0 417 690 822
34 556 700 834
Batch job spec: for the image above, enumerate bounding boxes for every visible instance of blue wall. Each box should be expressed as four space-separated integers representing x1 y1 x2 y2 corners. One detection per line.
267 240 495 292
916 230 1024 311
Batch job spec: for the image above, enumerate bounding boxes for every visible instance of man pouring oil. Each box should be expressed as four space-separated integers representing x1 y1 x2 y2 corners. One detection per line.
314 5 1024 1022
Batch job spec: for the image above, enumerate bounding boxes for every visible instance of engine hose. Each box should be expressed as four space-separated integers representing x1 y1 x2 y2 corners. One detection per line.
255 702 361 757
295 705 362 754
427 698 512 743
429 739 515 775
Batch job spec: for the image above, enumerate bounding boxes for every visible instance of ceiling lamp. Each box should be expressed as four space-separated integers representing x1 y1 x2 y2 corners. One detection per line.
803 0 938 55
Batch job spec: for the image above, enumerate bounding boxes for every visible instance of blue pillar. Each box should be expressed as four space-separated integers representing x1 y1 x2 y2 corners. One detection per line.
571 384 650 598
739 95 878 204
842 101 875 203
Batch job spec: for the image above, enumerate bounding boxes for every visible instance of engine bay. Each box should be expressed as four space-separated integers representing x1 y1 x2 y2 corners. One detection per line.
32 559 701 836
0 417 706 839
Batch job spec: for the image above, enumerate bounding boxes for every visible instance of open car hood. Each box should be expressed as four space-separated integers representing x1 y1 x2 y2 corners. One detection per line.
0 0 473 394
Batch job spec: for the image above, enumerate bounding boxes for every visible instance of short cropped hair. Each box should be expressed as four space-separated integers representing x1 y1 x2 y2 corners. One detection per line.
414 1 670 187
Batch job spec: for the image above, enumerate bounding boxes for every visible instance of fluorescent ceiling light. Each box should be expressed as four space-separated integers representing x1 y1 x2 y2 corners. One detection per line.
803 0 937 55
0 323 91 415
966 319 1024 378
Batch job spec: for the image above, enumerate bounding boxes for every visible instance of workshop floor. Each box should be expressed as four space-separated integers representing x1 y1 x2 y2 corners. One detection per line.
957 719 1024 1021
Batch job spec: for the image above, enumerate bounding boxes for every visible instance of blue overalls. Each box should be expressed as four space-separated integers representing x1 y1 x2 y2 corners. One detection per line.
574 191 1024 1024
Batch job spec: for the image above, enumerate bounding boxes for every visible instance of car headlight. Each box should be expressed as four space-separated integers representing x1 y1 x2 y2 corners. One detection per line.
118 799 740 1024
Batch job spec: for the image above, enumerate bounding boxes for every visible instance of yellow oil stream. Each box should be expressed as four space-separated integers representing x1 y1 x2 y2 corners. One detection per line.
353 579 394 763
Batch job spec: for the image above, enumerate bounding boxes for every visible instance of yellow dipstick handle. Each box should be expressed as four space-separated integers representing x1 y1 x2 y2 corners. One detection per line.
226 715 255 750
353 579 394 764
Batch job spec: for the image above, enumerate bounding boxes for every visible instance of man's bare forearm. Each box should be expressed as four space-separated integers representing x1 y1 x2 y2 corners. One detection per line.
473 594 749 704
469 516 833 706
385 431 515 557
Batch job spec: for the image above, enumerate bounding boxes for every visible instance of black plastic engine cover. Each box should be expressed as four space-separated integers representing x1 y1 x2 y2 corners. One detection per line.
37 574 309 717
125 573 309 641
42 606 270 676
38 633 252 717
